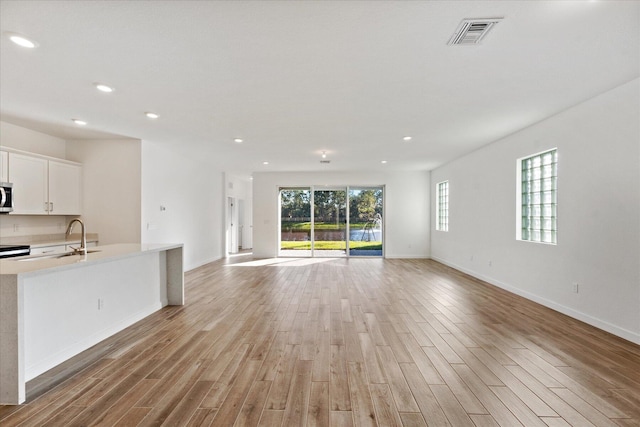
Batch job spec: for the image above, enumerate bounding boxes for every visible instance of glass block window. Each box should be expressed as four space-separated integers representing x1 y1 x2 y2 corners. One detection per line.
436 180 449 231
520 149 557 244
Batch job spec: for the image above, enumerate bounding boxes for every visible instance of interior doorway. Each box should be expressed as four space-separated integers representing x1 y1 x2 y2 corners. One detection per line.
227 196 238 254
237 199 245 250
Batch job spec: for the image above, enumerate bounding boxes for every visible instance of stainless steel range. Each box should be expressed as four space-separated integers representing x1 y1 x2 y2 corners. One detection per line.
0 245 30 258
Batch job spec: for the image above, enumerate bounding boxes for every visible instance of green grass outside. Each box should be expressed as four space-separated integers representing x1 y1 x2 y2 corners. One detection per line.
281 241 382 250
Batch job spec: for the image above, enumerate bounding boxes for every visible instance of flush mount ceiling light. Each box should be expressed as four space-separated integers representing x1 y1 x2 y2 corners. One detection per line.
6 32 38 48
263 161 269 165
403 136 412 141
322 151 327 158
145 112 159 119
233 138 243 143
381 160 388 164
72 119 87 125
94 83 114 93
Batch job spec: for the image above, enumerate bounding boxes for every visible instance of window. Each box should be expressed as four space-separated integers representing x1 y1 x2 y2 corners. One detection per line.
436 180 449 231
518 149 557 244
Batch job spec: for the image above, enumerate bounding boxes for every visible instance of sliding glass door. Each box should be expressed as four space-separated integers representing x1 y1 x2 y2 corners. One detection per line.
280 188 311 256
348 187 383 256
313 189 347 257
279 186 383 257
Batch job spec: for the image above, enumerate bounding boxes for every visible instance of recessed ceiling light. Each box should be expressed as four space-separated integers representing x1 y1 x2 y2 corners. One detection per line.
234 138 243 143
94 83 114 93
403 136 412 141
263 161 269 165
72 119 87 126
381 160 388 164
7 32 38 48
322 151 327 158
145 112 159 119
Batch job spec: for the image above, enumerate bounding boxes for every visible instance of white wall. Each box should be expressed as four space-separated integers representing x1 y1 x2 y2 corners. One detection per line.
0 122 66 158
252 170 430 259
430 78 640 344
225 174 253 250
66 139 142 245
141 141 224 271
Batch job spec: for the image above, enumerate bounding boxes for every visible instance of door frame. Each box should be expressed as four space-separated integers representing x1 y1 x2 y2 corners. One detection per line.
278 185 384 258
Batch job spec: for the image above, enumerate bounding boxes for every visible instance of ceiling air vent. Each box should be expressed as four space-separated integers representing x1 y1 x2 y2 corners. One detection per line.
448 18 502 45
320 160 331 164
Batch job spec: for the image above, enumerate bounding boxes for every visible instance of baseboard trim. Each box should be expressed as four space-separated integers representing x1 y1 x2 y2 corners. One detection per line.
385 255 430 259
186 255 223 272
430 256 640 345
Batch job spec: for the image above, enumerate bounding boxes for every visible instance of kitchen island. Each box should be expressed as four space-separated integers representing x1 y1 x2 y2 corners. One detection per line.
0 243 183 405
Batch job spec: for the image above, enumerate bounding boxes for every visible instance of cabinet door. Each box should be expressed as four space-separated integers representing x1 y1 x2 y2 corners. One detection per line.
8 153 48 214
49 161 82 215
0 151 7 182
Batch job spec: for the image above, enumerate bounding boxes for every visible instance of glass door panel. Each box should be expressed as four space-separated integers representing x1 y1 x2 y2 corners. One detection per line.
348 187 383 256
313 189 347 257
280 188 311 257
279 186 383 258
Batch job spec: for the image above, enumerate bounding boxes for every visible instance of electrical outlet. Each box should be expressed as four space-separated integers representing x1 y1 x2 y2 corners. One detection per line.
572 283 579 293
98 298 104 310
13 224 20 232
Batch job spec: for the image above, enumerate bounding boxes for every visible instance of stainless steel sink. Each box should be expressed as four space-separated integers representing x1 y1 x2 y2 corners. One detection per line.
14 250 101 261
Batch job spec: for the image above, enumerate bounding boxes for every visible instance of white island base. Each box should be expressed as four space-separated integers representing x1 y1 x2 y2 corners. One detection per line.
0 243 184 405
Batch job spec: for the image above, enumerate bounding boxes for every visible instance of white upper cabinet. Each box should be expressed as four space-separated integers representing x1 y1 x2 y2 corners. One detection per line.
0 151 7 182
8 152 82 215
49 161 82 215
8 153 48 214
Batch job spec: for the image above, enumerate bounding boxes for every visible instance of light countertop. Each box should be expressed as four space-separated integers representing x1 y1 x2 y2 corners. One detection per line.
0 243 183 277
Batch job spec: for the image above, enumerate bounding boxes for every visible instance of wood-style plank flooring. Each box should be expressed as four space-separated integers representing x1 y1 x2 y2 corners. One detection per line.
1 256 639 426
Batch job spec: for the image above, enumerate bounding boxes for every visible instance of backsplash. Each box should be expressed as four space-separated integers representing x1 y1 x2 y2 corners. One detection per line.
0 215 73 238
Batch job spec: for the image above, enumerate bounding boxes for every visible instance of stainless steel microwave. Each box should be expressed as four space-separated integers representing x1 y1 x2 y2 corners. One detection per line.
0 182 14 213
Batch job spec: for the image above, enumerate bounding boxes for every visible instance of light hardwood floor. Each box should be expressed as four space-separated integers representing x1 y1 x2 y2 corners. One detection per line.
1 256 639 426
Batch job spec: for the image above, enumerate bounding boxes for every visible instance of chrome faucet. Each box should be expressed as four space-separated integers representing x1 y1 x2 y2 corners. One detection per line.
65 218 87 255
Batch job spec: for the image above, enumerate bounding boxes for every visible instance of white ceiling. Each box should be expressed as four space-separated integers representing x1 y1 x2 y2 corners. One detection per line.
1 1 638 176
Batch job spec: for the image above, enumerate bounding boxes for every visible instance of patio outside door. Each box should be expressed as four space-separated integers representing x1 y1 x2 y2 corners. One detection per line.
279 186 383 257
348 187 383 256
280 188 312 255
313 188 347 257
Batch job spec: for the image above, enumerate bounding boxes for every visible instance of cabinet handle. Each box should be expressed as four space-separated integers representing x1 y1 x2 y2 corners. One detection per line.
49 202 54 212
